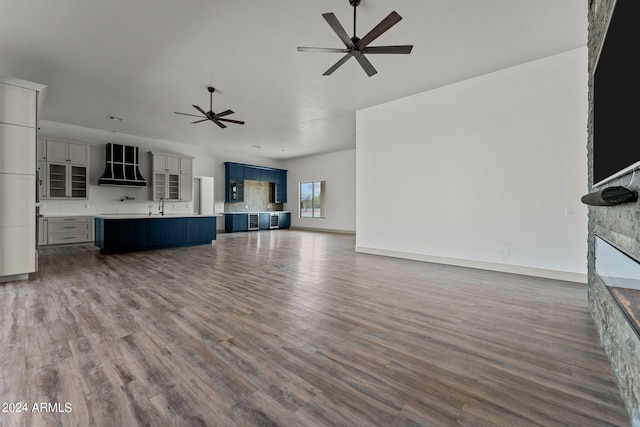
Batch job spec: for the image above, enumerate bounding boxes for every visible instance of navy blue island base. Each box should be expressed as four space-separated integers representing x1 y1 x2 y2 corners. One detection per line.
94 215 217 254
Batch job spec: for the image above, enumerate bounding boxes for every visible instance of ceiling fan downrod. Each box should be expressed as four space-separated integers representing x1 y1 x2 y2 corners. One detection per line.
207 86 215 113
352 1 358 38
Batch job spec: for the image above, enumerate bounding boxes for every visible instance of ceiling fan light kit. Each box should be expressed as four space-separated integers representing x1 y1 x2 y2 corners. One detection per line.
297 0 413 77
174 86 245 128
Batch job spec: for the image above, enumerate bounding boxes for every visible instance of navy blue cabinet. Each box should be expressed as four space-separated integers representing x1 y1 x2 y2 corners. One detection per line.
225 163 244 202
95 216 216 254
186 217 217 242
148 218 186 246
258 212 270 230
128 219 150 250
224 213 248 232
224 162 287 203
280 171 287 203
272 170 287 203
223 212 290 233
278 212 291 229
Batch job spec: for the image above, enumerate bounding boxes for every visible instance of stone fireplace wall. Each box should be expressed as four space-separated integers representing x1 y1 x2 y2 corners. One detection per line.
588 0 640 424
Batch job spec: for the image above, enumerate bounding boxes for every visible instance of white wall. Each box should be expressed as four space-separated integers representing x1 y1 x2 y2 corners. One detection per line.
285 149 356 233
37 121 284 229
356 48 588 282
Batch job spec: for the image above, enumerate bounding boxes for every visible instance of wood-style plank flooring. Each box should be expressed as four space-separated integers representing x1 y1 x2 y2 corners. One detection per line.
0 230 630 426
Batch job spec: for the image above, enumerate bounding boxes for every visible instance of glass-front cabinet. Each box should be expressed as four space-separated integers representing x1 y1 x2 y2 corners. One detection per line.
168 174 180 199
47 163 67 198
46 163 88 199
71 165 88 198
40 139 90 199
150 152 193 201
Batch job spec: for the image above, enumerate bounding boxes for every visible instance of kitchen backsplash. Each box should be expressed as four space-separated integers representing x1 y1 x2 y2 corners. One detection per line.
225 180 283 212
39 184 194 216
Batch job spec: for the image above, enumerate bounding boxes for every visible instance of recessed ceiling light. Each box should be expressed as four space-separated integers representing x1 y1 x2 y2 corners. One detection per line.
107 114 125 121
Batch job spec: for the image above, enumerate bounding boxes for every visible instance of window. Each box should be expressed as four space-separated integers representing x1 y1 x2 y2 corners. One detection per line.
300 181 326 218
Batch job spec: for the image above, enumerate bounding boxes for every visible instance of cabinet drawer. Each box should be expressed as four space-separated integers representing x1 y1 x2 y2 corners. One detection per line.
48 216 91 223
48 222 90 234
48 232 91 245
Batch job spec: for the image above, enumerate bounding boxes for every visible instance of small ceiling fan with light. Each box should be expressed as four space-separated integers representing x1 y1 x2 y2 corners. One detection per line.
297 0 413 77
174 86 245 128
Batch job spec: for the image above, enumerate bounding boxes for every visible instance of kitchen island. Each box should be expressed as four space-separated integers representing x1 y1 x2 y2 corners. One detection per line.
94 214 217 254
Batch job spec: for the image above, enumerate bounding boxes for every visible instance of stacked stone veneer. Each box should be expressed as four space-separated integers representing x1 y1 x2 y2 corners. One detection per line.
588 0 640 424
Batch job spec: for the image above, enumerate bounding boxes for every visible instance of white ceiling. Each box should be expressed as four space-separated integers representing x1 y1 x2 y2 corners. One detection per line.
0 0 587 160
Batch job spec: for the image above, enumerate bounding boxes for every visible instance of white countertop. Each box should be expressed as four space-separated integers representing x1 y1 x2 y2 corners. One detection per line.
94 213 222 219
39 213 94 218
224 211 290 214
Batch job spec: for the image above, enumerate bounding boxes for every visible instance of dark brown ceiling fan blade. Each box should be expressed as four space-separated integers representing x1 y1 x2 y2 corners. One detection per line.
213 109 234 118
354 54 377 77
217 118 245 125
297 47 351 53
356 11 402 49
212 119 227 129
191 119 209 124
175 111 205 118
322 13 355 48
192 104 211 118
323 53 352 76
363 45 413 54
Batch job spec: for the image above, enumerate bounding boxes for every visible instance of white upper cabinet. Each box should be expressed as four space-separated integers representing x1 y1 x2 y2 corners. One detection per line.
180 157 192 174
0 83 36 127
37 139 47 161
153 153 184 173
45 139 89 165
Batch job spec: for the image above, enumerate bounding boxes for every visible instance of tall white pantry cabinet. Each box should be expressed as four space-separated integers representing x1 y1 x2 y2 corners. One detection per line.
0 76 46 282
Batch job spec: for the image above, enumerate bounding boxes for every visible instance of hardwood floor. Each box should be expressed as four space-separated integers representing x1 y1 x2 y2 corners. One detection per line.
0 230 630 426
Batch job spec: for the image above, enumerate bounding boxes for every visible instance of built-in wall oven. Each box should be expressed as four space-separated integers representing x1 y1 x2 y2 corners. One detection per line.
248 213 259 231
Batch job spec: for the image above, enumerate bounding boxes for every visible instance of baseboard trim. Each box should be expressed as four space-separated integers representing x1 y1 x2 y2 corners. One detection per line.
0 273 29 283
290 226 356 235
355 246 587 283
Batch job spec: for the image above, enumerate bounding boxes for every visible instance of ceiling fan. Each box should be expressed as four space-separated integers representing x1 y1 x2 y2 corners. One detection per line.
174 87 245 128
297 0 413 77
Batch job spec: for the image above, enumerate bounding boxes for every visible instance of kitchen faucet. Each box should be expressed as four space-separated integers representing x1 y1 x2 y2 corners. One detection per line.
159 198 164 216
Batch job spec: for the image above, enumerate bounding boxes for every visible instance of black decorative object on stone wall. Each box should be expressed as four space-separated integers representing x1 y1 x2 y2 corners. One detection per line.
581 186 638 206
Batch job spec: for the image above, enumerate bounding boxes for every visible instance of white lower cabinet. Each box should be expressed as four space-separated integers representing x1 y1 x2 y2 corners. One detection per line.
0 174 36 277
41 216 93 246
38 217 48 246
